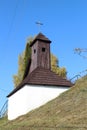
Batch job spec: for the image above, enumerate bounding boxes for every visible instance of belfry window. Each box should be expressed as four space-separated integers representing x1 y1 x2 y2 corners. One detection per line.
34 49 36 53
42 48 45 52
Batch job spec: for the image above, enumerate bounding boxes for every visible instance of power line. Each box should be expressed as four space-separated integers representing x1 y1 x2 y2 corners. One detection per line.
7 0 20 42
0 87 9 93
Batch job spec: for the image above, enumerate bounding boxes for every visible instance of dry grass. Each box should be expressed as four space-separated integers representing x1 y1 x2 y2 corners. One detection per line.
1 76 87 130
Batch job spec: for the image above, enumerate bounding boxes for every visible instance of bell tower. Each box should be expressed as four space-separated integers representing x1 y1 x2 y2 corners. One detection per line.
29 33 51 73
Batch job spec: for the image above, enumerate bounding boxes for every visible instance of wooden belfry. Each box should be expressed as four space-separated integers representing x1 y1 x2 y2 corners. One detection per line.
29 33 51 73
7 32 73 97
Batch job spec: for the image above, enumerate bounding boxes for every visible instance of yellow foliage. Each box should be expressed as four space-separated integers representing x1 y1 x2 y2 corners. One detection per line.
51 53 67 78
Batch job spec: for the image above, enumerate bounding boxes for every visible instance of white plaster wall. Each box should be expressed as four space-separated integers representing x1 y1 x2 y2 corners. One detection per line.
8 85 68 120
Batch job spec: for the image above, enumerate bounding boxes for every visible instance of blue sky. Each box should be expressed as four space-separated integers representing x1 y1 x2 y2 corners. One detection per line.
0 0 87 109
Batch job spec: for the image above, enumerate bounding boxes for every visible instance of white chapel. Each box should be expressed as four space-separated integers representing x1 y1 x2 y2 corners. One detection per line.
7 33 73 120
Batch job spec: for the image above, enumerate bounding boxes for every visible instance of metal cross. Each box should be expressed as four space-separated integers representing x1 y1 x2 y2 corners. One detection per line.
36 21 43 32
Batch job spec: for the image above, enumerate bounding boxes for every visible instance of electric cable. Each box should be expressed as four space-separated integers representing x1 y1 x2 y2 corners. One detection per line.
7 0 20 43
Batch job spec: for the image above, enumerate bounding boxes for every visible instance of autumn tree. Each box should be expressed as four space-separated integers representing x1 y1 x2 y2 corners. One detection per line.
13 52 25 87
51 54 67 78
13 37 67 87
13 37 33 87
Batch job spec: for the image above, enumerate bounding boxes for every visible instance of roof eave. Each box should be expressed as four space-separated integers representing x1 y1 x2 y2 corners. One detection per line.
30 39 51 47
7 82 73 98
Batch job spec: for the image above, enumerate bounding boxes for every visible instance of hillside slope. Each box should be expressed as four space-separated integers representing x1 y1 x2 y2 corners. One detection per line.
1 76 87 130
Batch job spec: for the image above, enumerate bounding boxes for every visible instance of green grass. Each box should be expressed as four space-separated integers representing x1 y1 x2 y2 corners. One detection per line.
1 76 87 130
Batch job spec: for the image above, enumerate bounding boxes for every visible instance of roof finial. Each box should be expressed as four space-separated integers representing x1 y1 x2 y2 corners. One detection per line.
36 21 43 32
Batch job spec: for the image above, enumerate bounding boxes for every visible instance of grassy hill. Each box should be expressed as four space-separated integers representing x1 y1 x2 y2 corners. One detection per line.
1 76 87 130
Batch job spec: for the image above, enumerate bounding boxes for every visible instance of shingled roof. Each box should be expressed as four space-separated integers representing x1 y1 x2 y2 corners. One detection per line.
7 67 73 97
30 33 51 47
25 67 73 86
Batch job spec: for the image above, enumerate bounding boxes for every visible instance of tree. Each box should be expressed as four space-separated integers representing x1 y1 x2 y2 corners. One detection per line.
13 52 25 87
13 38 67 87
24 37 33 70
74 48 87 59
51 53 67 78
13 37 33 87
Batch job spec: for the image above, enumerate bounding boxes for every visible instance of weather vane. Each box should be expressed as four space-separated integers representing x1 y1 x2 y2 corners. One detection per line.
36 21 43 32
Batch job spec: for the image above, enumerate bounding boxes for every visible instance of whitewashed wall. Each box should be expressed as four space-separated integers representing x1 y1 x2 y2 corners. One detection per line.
8 85 68 120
